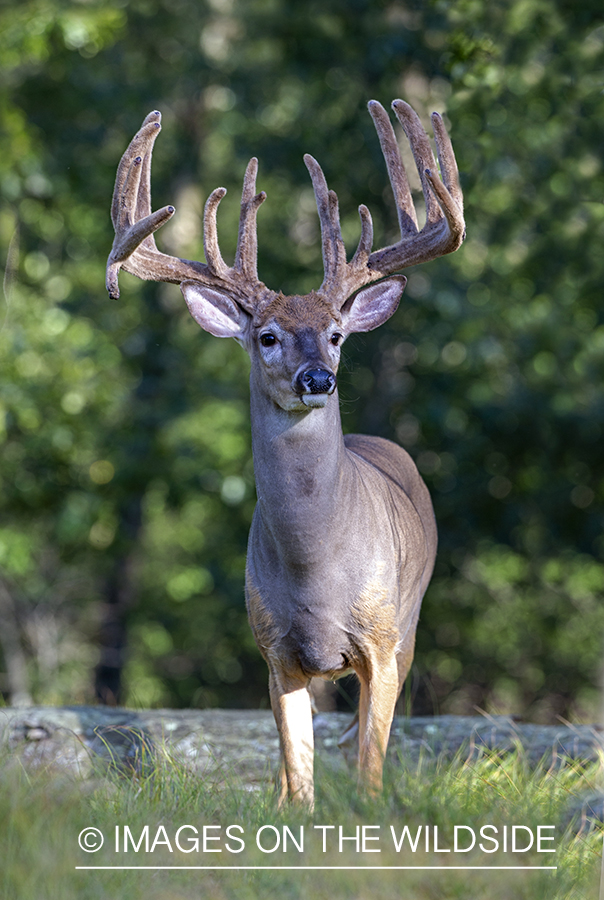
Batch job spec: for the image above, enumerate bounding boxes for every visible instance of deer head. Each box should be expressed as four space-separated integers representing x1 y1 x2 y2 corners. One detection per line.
106 101 464 415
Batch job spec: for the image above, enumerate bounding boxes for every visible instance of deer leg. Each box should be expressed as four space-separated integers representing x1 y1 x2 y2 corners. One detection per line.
396 632 417 702
356 653 399 795
338 635 417 771
268 666 314 807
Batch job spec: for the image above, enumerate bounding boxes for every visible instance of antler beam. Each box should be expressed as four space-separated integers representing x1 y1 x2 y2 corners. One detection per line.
107 100 464 315
305 99 465 308
106 111 268 311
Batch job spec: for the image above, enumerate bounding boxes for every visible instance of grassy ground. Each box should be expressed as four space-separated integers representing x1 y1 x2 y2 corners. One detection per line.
1 741 602 900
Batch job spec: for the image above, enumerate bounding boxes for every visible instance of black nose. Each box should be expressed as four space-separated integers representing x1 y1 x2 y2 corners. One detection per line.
297 367 336 395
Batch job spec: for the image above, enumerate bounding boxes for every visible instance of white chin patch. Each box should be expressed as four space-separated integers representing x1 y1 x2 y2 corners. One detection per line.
301 393 329 409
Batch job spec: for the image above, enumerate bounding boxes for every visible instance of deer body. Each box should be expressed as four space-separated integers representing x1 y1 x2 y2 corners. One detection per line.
247 390 437 803
106 99 464 806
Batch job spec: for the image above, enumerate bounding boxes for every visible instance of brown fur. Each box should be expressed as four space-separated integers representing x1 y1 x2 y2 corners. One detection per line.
245 572 281 659
256 291 339 332
350 578 400 667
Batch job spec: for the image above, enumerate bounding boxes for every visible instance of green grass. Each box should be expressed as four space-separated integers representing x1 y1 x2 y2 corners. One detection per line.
1 742 602 900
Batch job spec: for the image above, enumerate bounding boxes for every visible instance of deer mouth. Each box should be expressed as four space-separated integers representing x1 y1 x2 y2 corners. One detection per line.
295 367 336 408
300 393 330 408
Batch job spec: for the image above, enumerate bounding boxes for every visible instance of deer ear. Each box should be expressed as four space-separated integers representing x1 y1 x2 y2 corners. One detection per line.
340 275 407 334
181 281 249 339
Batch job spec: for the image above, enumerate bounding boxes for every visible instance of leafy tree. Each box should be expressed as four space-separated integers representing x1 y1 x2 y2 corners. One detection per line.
0 0 603 721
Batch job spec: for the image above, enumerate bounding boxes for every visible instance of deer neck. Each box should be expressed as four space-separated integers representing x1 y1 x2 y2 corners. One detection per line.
249 371 349 562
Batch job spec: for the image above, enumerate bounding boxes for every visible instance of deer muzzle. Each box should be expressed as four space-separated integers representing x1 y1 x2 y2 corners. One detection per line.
295 367 336 408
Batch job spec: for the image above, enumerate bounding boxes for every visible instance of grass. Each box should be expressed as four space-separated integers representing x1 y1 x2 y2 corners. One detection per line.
1 739 602 900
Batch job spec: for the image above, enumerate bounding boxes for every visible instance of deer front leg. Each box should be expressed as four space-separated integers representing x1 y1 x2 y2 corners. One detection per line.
268 665 314 807
356 653 399 795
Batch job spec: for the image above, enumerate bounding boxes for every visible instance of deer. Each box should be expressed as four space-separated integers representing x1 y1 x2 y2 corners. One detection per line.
106 98 465 807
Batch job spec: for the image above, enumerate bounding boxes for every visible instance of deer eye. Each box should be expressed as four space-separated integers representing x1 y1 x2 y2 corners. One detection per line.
330 333 343 346
260 332 277 347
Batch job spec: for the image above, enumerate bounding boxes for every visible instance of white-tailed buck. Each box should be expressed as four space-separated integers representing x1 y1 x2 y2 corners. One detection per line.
106 99 465 805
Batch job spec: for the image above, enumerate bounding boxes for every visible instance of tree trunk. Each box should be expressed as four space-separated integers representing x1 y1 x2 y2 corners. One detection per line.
94 499 142 705
0 579 33 706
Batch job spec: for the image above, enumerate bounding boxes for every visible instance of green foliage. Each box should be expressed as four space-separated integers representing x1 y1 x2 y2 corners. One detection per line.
0 0 603 717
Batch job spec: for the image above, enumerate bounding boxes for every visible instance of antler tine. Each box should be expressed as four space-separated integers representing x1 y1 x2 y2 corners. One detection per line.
111 112 159 228
135 111 162 229
350 204 374 269
391 100 441 226
203 187 229 278
367 100 418 235
234 158 267 281
430 111 463 211
303 154 348 294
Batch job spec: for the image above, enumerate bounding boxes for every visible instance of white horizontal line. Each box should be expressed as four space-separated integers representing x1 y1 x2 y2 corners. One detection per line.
75 865 558 871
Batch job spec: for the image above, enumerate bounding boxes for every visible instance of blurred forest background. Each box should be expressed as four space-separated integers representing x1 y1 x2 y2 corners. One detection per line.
1 0 603 723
